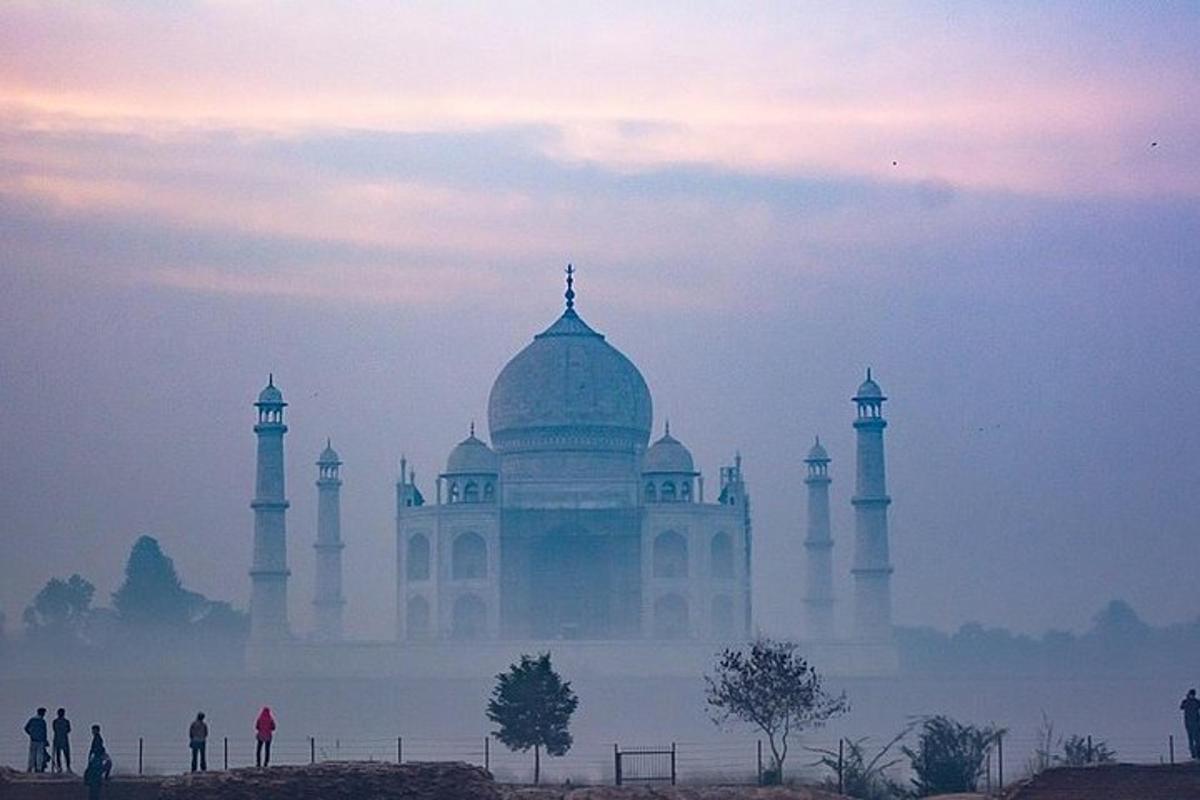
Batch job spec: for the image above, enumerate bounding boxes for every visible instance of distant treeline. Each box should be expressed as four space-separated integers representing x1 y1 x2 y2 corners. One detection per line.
897 600 1200 677
0 535 248 675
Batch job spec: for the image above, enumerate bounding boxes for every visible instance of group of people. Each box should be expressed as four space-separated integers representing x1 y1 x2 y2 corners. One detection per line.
24 705 279 781
23 708 111 798
184 706 276 771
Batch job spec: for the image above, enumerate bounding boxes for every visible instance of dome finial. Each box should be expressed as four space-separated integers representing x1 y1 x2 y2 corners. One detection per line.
269 372 274 387
866 367 872 381
470 420 476 437
665 419 671 437
326 436 332 448
564 263 576 311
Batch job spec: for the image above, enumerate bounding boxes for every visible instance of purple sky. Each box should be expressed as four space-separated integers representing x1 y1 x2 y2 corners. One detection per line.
1 1 1198 639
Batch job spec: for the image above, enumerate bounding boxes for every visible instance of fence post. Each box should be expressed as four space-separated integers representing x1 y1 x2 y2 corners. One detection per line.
614 744 621 786
398 737 403 764
485 737 490 771
138 737 144 775
1087 735 1094 764
837 739 844 795
310 736 315 764
1170 734 1175 764
756 739 763 785
670 742 677 786
998 732 1004 789
224 737 229 770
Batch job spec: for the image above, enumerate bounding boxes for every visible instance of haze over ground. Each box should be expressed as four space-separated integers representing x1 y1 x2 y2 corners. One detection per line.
1 2 1198 641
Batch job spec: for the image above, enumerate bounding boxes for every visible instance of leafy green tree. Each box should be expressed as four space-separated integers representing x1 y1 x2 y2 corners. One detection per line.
112 535 203 629
902 716 1002 796
487 652 578 784
706 638 847 783
23 574 96 645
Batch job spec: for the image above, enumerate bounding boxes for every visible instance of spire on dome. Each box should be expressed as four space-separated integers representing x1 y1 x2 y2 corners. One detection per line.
470 420 476 438
665 419 671 437
564 263 576 311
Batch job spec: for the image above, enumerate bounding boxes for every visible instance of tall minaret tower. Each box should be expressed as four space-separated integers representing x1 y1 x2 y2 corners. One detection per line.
851 369 894 641
250 375 291 642
803 436 835 640
313 439 345 641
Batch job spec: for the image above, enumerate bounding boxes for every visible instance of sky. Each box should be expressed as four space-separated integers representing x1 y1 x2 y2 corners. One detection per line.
1 1 1198 640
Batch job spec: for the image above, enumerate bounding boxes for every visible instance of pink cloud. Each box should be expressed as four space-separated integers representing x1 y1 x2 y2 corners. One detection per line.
1 4 1195 197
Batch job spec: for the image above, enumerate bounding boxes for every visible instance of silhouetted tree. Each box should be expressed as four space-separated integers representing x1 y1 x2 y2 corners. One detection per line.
23 574 96 646
706 638 847 783
112 535 203 629
902 715 1002 796
487 652 578 784
1060 734 1116 766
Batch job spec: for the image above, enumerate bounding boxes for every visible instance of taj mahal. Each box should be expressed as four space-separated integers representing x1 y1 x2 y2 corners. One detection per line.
246 269 898 677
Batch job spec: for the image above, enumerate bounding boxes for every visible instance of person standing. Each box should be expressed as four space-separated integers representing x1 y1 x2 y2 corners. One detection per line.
189 712 209 772
52 708 72 773
84 742 108 800
1182 689 1200 759
89 724 112 780
24 707 48 772
255 707 276 768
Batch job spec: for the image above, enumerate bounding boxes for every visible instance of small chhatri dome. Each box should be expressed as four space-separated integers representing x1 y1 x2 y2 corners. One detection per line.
318 438 341 465
256 374 285 406
445 426 499 475
855 368 885 401
806 436 829 462
643 423 696 474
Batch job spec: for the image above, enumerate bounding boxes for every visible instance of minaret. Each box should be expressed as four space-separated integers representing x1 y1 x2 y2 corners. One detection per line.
803 436 835 640
851 369 894 641
313 439 345 641
250 375 291 642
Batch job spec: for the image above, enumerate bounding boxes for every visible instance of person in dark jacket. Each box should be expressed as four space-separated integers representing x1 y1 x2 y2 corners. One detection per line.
83 745 107 800
189 712 209 772
1182 689 1200 759
88 724 112 780
24 707 48 772
52 708 72 773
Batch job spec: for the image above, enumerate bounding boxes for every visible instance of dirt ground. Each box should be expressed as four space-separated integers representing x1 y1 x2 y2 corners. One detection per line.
500 785 850 800
2 764 853 800
1001 762 1200 799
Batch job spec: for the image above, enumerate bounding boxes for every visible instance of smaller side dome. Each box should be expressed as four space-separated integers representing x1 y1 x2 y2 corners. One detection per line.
805 436 829 462
257 374 285 406
445 428 499 475
318 438 341 465
643 425 696 474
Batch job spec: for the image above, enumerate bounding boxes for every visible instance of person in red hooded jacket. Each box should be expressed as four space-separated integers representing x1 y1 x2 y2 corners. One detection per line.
254 707 276 768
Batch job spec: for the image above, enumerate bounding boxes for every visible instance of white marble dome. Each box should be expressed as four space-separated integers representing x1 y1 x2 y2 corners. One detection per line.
643 429 695 474
446 432 499 474
487 307 653 454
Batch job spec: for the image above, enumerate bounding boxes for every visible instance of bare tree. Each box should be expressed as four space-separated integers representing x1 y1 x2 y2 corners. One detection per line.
705 638 847 782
